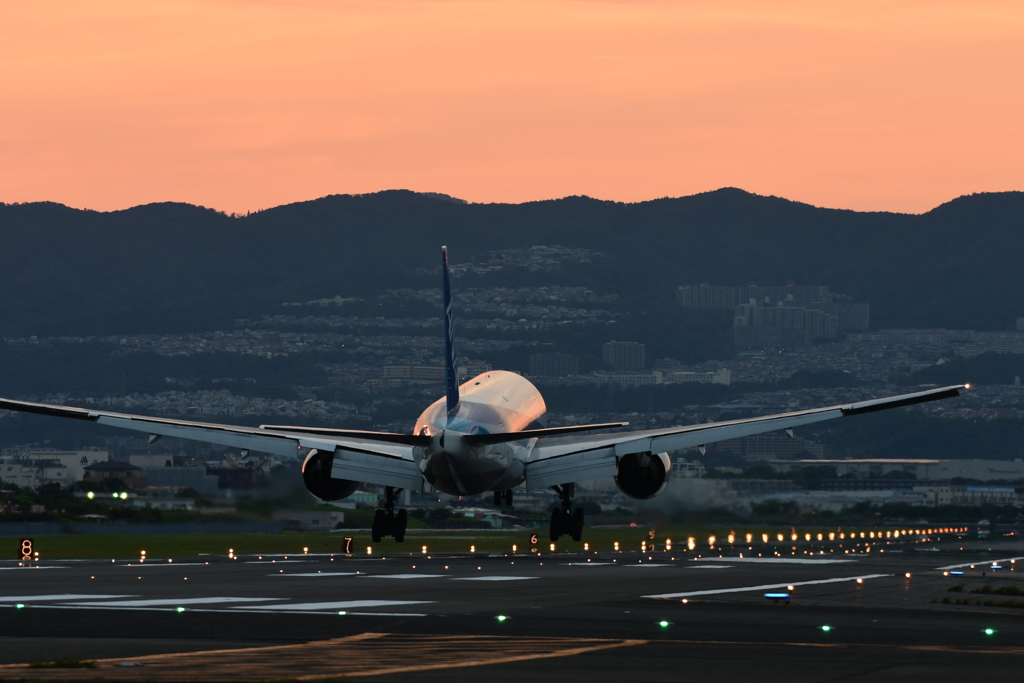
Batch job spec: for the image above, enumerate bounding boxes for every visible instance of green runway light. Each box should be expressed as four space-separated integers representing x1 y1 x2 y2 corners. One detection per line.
984 628 996 636
15 604 25 609
659 621 670 628
820 625 832 632
175 607 186 613
496 615 508 622
338 611 347 616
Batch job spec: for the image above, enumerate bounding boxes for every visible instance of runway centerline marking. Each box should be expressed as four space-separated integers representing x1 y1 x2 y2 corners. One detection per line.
244 560 308 564
363 574 446 579
0 566 68 571
66 597 286 607
452 576 538 581
643 574 891 599
0 594 133 603
273 572 360 577
937 556 1024 570
694 557 855 564
232 599 435 611
687 565 734 569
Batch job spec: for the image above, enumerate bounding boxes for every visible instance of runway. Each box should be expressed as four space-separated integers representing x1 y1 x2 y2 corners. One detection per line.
1 539 1023 681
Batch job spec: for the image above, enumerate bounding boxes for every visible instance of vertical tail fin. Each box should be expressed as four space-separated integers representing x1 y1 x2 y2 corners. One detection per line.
441 246 460 418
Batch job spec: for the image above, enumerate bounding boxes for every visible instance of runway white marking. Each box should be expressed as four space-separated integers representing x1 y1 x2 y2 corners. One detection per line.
643 573 891 599
694 557 854 564
937 557 1024 570
363 574 446 579
452 576 538 581
119 565 205 569
232 599 434 611
66 597 285 607
0 566 68 571
622 563 671 567
18 605 430 617
244 560 308 564
273 572 360 577
0 594 133 602
686 565 734 569
564 562 615 566
221 609 430 617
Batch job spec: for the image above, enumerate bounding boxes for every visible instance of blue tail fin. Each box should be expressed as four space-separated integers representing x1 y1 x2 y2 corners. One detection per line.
441 246 460 418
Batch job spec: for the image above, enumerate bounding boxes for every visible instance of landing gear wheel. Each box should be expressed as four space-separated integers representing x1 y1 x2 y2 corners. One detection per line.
571 508 584 542
372 509 385 543
395 509 408 542
504 489 513 506
494 490 503 506
549 508 563 542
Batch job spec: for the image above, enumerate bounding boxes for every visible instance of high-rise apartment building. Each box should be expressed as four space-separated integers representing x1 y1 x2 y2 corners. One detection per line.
601 341 645 371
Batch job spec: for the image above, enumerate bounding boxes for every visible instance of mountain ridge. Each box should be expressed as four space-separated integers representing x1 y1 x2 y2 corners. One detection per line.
2 188 1023 337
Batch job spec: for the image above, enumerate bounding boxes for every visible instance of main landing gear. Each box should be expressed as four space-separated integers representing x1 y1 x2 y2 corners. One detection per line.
549 483 584 542
493 489 513 506
371 486 407 543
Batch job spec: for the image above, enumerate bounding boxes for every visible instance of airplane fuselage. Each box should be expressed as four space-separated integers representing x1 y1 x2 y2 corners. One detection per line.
413 371 544 495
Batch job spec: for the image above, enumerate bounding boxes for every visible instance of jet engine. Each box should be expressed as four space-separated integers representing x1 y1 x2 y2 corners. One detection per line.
302 449 359 501
614 451 671 499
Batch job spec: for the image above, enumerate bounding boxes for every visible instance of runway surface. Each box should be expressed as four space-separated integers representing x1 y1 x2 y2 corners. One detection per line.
1 537 1023 681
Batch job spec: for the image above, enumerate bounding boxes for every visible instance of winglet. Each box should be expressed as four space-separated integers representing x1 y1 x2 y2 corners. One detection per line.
442 246 460 417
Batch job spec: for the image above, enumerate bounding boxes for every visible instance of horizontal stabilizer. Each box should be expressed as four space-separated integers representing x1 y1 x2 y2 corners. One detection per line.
462 422 629 446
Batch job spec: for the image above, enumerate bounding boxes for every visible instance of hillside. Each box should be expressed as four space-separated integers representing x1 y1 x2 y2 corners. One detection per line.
1 189 1023 337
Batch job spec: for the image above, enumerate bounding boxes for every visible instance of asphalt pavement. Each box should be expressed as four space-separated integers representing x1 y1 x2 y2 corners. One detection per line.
1 537 1022 681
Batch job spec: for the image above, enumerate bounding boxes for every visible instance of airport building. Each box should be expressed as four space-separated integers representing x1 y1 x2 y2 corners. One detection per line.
766 458 1024 481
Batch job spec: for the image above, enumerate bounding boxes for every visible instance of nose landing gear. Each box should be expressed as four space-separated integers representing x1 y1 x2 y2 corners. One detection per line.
371 486 407 543
549 483 583 542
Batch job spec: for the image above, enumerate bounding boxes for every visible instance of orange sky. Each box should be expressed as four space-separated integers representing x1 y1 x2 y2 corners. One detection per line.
2 1 1022 214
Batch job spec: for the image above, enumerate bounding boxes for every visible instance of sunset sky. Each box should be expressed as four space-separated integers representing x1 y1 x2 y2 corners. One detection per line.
2 1 1022 214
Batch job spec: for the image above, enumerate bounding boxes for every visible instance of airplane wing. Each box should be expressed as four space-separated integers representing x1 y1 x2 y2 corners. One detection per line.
0 398 423 490
523 384 966 489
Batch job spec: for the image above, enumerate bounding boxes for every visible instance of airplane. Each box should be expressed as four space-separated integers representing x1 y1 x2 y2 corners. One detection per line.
0 247 967 543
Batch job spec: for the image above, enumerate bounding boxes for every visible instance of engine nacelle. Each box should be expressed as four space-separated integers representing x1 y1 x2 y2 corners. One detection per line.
302 449 359 501
614 451 671 500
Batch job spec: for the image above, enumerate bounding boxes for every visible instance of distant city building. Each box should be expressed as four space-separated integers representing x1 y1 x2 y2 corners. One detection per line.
717 433 824 459
382 365 446 382
528 353 579 377
766 458 1024 481
129 454 175 468
83 460 146 488
458 360 493 379
602 341 645 371
676 283 834 308
678 283 868 349
0 449 110 489
595 368 730 387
